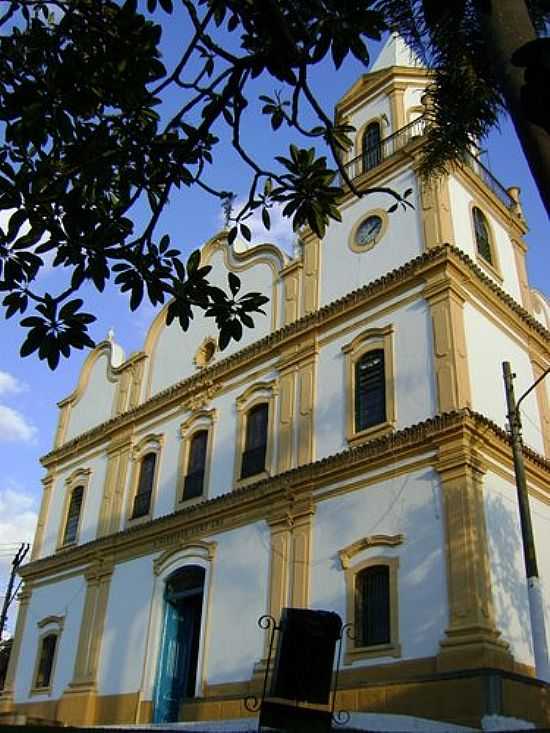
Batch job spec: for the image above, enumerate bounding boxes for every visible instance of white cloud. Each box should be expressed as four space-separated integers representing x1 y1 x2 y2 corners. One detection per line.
0 486 38 636
0 370 26 397
219 200 296 254
0 404 37 442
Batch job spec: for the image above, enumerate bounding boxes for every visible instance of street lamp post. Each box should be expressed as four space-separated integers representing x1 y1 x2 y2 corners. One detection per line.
502 361 550 681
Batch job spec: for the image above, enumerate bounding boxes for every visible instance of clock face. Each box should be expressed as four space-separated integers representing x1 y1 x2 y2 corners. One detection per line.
356 215 383 247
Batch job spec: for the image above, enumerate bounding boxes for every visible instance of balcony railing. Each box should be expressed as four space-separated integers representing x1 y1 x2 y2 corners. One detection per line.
340 117 515 210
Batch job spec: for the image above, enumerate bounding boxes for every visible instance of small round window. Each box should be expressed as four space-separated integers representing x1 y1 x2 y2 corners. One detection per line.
355 215 383 249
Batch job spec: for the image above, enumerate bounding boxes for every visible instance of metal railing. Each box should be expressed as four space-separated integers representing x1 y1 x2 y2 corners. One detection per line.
340 117 426 184
340 116 515 210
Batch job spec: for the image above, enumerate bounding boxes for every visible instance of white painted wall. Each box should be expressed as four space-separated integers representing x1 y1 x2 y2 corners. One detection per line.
483 471 535 667
447 177 522 301
40 451 108 558
310 466 447 665
15 573 86 702
147 249 278 398
404 86 427 120
99 555 155 695
463 302 543 454
315 298 437 461
320 169 422 307
64 352 117 441
205 523 269 684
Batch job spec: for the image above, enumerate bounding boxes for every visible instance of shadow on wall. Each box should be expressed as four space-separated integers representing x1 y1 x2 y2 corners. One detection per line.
484 490 533 661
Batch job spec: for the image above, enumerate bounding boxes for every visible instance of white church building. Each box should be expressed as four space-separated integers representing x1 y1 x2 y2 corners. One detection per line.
1 35 549 728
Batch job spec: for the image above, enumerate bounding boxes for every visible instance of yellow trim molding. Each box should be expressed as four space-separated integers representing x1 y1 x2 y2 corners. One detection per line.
339 534 404 569
348 209 389 254
30 616 64 697
234 380 278 488
56 468 91 551
176 409 218 508
125 433 164 527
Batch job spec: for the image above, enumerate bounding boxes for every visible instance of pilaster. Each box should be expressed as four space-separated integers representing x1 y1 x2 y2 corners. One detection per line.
97 431 132 538
419 173 455 249
297 355 316 466
280 260 303 326
57 559 114 726
435 434 513 673
301 229 321 315
0 587 32 713
425 273 472 413
388 82 406 130
277 367 297 473
31 473 55 560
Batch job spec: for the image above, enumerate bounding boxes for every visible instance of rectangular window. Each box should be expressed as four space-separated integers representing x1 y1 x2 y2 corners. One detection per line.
35 634 57 689
356 565 390 647
62 486 84 545
355 349 386 433
241 403 268 479
183 431 208 499
132 452 156 518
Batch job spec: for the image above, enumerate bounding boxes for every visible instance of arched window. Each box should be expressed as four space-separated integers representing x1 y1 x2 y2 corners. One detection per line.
472 206 493 265
355 349 386 432
362 122 381 172
355 565 390 647
241 403 268 479
62 485 84 545
183 431 208 500
132 452 157 519
34 633 58 689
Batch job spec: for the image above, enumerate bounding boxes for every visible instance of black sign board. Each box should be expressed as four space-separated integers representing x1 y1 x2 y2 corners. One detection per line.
270 607 342 705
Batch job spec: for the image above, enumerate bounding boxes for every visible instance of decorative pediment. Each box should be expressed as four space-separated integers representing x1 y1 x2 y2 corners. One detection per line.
338 533 404 569
153 539 217 576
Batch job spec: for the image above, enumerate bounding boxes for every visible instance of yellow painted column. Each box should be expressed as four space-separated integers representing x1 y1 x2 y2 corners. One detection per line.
425 280 472 413
297 355 317 466
31 473 55 560
531 357 550 459
280 261 302 325
511 238 531 311
58 561 114 725
289 507 314 609
388 83 406 131
0 586 32 713
419 174 455 249
301 230 321 315
97 433 132 538
436 437 514 672
277 368 297 473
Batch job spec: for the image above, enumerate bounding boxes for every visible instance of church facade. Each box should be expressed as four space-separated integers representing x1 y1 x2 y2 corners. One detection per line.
1 36 549 728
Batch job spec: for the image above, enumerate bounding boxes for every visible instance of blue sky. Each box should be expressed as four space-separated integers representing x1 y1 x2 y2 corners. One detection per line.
0 19 548 631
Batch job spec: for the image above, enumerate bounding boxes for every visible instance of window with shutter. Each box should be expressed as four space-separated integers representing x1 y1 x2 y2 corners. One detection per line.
355 349 386 433
132 452 156 518
62 485 84 545
362 122 381 172
241 403 268 478
356 565 390 647
472 207 493 265
183 431 208 499
35 634 57 689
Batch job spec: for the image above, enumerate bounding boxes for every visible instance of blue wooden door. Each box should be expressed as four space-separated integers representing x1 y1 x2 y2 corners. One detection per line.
153 592 203 723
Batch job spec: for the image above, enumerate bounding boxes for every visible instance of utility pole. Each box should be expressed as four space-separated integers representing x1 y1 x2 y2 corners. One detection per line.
0 543 29 641
502 361 550 681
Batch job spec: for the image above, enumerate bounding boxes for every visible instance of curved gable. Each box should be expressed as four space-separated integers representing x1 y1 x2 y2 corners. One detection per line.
144 233 287 398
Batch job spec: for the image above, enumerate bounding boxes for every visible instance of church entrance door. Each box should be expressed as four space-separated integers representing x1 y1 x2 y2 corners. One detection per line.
153 566 205 723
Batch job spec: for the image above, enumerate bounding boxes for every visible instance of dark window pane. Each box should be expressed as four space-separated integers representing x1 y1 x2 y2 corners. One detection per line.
62 485 83 545
362 122 381 172
183 431 208 499
35 634 57 688
355 350 386 432
132 452 156 518
473 207 493 264
356 565 390 647
241 403 268 478
165 566 205 599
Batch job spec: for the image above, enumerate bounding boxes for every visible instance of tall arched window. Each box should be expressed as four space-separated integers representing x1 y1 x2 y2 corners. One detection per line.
362 122 381 172
355 565 390 647
355 349 386 432
183 431 208 499
241 403 268 479
62 485 84 545
132 452 157 519
472 206 493 265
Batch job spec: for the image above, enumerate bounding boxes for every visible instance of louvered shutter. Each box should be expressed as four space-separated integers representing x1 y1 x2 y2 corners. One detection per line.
62 485 84 545
183 431 208 499
132 452 156 518
359 565 390 646
472 207 493 265
355 349 386 432
241 403 268 478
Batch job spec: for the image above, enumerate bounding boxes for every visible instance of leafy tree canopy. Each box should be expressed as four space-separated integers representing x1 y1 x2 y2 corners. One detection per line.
1 0 547 369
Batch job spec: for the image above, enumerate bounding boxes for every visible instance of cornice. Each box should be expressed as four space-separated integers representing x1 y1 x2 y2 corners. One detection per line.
24 410 549 583
41 245 549 469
